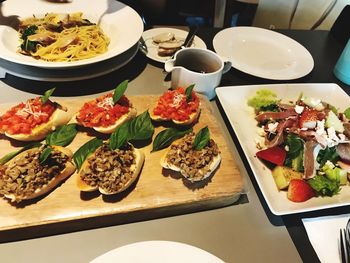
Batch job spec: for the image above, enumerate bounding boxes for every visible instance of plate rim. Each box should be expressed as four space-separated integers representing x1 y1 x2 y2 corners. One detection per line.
212 26 314 80
142 27 207 63
90 240 225 263
0 43 139 82
216 83 350 215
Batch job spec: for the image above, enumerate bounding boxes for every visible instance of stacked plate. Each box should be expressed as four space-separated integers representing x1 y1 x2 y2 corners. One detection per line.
0 0 144 81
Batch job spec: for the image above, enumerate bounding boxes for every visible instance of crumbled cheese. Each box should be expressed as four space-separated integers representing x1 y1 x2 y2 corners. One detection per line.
15 101 47 118
97 97 114 109
294 105 304 114
169 93 185 108
315 122 346 148
267 122 278 133
315 120 325 135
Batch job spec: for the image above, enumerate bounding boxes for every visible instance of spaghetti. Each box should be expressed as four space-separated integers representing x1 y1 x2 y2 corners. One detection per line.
18 12 110 62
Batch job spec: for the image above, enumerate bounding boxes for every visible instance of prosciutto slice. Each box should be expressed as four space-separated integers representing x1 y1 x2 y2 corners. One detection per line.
256 109 298 123
303 140 318 179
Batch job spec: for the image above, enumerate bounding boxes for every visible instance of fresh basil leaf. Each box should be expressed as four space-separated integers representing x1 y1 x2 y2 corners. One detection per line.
128 110 154 141
152 127 192 152
39 146 53 164
109 122 130 150
73 138 103 170
193 126 210 150
112 80 128 104
185 84 195 102
46 124 78 147
41 88 56 104
0 142 42 165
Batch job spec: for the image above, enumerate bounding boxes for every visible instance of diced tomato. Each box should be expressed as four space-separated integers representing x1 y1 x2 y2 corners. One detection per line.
152 87 200 121
0 97 56 135
76 93 131 128
256 146 287 166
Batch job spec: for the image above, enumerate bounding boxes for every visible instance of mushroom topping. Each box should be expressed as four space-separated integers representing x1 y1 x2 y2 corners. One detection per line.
0 145 70 202
163 132 220 181
79 143 136 194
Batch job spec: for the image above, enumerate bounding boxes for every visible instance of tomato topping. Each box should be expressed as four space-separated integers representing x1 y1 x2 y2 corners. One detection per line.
256 146 287 166
77 94 131 128
0 97 56 135
153 87 200 121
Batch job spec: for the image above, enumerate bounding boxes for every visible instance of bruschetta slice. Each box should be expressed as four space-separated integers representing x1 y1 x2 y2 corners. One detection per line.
0 97 71 141
161 132 221 182
75 93 137 134
0 145 75 202
77 143 144 195
150 87 200 125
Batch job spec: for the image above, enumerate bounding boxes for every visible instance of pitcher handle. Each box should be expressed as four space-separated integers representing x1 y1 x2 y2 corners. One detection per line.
222 60 232 74
164 58 176 73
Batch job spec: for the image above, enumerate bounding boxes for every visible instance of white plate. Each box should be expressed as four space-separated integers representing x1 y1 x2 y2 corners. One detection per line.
142 27 207 63
90 241 224 263
213 27 314 80
0 0 143 69
216 83 350 215
0 42 139 81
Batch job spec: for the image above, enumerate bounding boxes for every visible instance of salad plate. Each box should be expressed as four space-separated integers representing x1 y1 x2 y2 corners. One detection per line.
90 241 224 263
213 27 314 80
0 0 143 69
216 83 350 215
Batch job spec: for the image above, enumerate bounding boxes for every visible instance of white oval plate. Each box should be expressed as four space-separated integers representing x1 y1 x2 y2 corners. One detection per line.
0 0 143 69
90 241 224 263
213 27 314 80
142 27 207 63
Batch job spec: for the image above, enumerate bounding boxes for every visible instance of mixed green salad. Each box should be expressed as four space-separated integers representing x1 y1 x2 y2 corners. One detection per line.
248 89 350 202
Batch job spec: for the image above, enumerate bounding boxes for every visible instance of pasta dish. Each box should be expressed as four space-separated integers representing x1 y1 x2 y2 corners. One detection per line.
18 12 110 62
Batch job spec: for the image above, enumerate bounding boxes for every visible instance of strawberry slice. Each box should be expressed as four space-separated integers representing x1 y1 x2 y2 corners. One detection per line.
287 179 315 202
299 109 324 129
256 146 286 166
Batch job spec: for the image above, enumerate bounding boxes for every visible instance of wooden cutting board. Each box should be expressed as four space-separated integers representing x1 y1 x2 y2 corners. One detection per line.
0 95 243 231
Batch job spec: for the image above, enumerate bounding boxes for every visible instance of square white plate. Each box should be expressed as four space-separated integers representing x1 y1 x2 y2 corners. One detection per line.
216 83 350 215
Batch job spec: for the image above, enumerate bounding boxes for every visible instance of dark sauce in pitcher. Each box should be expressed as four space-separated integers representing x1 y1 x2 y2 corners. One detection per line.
175 50 221 74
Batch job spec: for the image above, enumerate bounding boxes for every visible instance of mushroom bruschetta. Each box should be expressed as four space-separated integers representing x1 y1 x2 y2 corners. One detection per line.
150 86 200 125
161 128 221 182
0 95 71 141
0 145 75 202
77 143 144 195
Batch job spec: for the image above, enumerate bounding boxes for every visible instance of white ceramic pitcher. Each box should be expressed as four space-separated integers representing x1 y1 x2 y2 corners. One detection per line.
164 48 231 100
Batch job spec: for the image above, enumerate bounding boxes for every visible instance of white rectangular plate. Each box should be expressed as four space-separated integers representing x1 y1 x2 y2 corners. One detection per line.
216 83 350 215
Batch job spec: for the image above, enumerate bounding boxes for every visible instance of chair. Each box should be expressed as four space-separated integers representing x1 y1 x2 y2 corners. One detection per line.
330 5 350 44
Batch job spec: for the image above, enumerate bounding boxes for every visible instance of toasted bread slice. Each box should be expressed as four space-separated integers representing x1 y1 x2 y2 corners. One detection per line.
5 107 72 141
150 88 201 125
160 134 221 182
77 144 144 195
1 146 75 202
74 96 137 134
150 106 200 126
